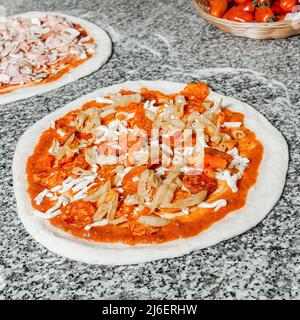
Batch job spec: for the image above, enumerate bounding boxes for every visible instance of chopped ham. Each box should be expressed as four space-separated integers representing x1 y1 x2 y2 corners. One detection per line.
0 14 96 89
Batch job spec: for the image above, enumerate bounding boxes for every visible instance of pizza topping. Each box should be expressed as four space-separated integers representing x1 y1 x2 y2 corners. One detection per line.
158 207 190 219
33 196 68 219
121 165 147 194
84 219 108 231
216 147 249 192
182 172 217 194
160 190 207 209
138 215 170 227
61 200 95 228
110 93 141 107
223 122 242 128
182 82 210 101
34 188 51 205
0 14 96 92
26 82 263 243
199 199 228 211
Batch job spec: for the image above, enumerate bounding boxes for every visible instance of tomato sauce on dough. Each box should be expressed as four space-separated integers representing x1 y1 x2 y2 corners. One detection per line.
0 23 94 95
26 83 263 245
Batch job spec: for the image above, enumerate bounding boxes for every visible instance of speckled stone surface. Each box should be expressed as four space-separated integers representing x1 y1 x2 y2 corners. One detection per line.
0 0 299 300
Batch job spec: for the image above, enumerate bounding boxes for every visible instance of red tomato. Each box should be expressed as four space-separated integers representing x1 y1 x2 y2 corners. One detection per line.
271 1 284 14
209 0 228 18
237 1 256 12
224 7 255 22
255 6 275 22
280 0 297 12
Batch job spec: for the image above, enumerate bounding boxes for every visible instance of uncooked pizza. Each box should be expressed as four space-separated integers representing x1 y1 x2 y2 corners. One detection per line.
13 81 288 264
0 11 111 104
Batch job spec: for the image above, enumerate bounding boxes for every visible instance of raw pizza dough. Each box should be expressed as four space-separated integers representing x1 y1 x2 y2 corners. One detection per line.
13 81 289 265
0 11 112 105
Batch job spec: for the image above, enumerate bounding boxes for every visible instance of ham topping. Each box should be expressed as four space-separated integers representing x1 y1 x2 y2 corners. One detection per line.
0 15 96 88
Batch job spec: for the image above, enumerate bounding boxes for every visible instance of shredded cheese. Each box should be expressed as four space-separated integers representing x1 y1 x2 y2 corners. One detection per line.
223 122 242 128
84 219 109 230
199 199 227 211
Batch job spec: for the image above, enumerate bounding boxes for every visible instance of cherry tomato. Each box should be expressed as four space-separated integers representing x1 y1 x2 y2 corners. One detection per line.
237 1 256 12
271 1 284 14
255 6 275 21
209 0 228 18
224 7 255 22
280 0 297 12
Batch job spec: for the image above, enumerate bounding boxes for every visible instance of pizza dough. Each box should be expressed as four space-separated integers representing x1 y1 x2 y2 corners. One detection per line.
0 11 112 105
13 81 289 265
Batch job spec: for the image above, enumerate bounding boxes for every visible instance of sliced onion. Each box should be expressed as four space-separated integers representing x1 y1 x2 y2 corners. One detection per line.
124 194 140 205
93 203 109 221
107 191 119 221
84 147 98 165
169 119 185 130
74 113 88 132
149 183 168 213
109 93 141 107
138 215 169 227
163 168 180 184
173 95 186 117
162 183 176 204
202 101 213 110
85 180 111 202
110 216 128 225
187 111 201 123
160 190 207 209
137 169 150 196
175 95 186 105
100 107 116 118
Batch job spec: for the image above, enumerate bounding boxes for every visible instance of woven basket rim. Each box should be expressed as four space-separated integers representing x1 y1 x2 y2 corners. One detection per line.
193 0 300 29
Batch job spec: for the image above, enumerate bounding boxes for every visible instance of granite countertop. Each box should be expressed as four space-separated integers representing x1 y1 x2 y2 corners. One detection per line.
0 0 299 300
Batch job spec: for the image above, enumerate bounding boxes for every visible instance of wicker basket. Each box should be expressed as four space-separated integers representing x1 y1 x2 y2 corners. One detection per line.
193 0 300 39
